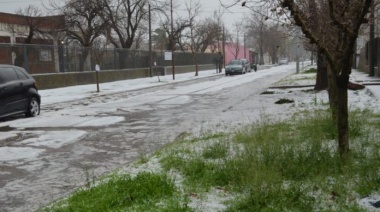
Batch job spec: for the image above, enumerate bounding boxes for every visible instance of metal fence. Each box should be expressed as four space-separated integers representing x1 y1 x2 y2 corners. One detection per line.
0 43 220 74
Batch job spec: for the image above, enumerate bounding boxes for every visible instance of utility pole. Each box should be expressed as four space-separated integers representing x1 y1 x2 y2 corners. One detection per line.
171 0 175 80
222 26 225 67
243 34 246 59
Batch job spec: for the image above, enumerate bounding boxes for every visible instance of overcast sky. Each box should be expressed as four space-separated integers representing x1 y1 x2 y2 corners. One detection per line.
0 0 249 29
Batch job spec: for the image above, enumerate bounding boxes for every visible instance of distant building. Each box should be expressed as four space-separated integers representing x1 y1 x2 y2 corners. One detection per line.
204 41 258 66
0 12 65 73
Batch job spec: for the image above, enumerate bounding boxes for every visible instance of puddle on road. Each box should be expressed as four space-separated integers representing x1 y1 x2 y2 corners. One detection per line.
0 126 15 132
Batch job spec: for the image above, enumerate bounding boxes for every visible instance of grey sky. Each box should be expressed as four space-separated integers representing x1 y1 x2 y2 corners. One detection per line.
0 0 248 29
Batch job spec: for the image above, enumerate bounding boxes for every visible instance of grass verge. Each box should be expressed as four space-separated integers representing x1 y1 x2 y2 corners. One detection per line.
41 108 380 211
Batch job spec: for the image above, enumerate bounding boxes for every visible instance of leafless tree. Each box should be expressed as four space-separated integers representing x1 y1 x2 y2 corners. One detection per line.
247 12 267 65
161 18 191 51
263 24 287 64
10 5 64 67
12 5 43 44
236 0 373 156
228 23 242 59
185 0 202 76
194 11 224 53
102 0 148 49
49 0 107 71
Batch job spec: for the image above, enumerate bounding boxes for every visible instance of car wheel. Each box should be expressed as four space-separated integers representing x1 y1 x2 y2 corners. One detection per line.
26 97 40 117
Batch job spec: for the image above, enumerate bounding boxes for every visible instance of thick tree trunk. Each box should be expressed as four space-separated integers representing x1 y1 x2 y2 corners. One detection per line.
310 51 314 66
118 50 127 69
314 50 328 90
259 46 264 65
327 65 349 155
79 48 90 72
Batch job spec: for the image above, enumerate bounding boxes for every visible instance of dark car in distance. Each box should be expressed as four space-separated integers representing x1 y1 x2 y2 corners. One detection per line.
0 65 41 119
225 60 246 75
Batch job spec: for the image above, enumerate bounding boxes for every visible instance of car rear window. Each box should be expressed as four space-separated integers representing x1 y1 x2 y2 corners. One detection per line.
14 68 29 80
229 60 241 65
0 67 19 83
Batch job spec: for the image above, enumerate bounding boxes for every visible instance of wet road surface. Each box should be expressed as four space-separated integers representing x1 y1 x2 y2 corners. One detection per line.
0 68 296 211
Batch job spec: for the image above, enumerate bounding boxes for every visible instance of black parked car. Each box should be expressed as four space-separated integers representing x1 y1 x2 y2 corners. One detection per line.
0 65 41 119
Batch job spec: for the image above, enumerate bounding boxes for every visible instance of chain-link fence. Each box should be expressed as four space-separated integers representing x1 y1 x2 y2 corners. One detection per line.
0 43 220 74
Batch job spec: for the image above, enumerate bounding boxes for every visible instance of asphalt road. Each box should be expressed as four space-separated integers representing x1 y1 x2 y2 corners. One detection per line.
0 67 296 212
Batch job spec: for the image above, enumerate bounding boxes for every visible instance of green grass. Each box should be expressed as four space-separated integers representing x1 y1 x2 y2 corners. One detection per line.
202 141 229 159
41 172 191 212
41 108 380 211
224 109 380 211
303 67 317 73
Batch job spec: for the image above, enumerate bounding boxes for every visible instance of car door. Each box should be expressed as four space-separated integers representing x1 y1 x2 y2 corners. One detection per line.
0 67 25 115
13 67 31 110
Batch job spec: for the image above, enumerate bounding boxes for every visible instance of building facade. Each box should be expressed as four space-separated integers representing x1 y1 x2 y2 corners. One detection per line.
0 12 65 74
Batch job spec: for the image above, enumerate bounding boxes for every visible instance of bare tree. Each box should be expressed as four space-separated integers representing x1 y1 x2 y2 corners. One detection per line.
10 6 42 67
247 12 267 65
238 0 372 155
192 19 220 52
263 24 287 64
161 18 191 51
9 5 64 67
228 23 242 59
102 0 147 49
13 5 43 44
185 0 202 76
56 0 107 71
304 0 328 90
101 0 152 52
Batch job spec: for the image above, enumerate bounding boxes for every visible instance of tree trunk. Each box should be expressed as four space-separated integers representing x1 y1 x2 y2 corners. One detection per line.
314 50 328 90
79 48 90 72
193 51 198 76
14 53 24 67
327 65 349 155
369 4 375 76
259 46 264 65
272 55 277 64
118 50 127 69
310 51 314 66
